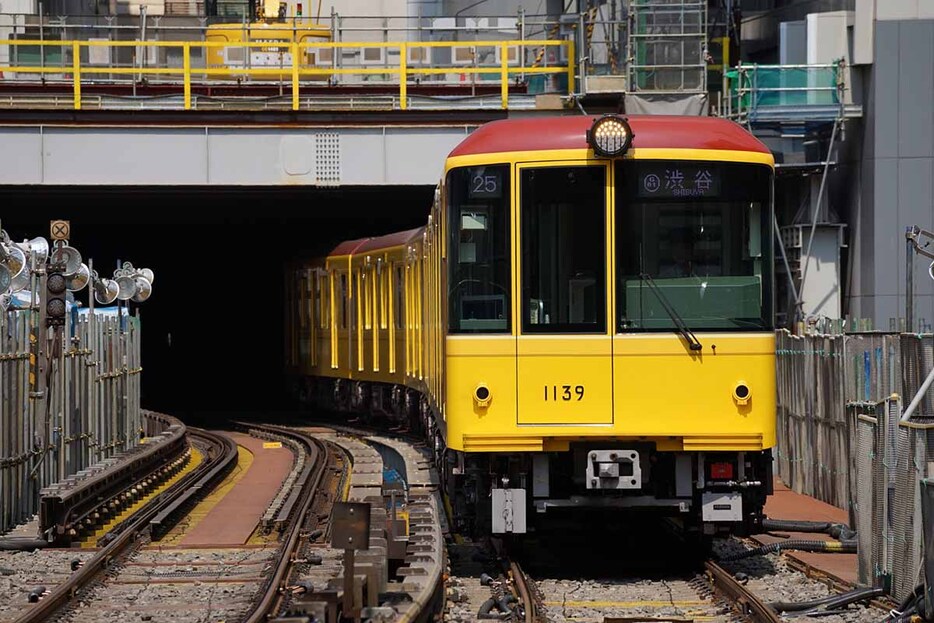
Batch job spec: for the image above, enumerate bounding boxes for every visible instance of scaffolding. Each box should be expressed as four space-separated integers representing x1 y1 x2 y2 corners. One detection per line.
626 0 707 95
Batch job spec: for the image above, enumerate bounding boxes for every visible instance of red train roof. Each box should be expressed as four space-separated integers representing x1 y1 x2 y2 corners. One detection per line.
328 238 369 257
448 114 771 158
355 227 425 254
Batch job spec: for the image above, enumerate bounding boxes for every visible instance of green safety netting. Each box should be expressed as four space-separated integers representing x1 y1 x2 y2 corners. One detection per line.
726 62 840 113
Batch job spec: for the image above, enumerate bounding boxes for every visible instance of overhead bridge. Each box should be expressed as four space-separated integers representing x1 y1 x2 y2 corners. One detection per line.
0 37 574 186
0 116 495 186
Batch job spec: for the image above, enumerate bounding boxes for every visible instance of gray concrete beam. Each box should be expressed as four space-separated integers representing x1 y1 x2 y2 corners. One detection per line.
0 124 477 186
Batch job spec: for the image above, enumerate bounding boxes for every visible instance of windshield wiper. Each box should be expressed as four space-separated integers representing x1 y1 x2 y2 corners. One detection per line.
638 272 703 351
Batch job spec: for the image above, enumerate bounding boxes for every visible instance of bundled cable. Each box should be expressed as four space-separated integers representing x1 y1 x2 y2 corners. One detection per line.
0 537 48 552
762 519 857 541
770 586 884 613
716 516 859 561
718 538 856 561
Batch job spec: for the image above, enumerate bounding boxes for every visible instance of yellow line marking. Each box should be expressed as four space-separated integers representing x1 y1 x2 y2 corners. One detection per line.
80 445 202 548
544 601 708 608
565 619 715 622
159 444 254 545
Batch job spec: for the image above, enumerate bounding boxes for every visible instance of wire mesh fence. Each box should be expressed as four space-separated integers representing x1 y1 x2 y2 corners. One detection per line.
777 329 934 600
0 304 141 534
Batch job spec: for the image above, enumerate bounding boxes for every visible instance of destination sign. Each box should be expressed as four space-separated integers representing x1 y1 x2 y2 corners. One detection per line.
634 164 721 199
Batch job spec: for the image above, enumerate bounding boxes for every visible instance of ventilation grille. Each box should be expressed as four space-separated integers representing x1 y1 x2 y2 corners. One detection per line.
315 133 341 186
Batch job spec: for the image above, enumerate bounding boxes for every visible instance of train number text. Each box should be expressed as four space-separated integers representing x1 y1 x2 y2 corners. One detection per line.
544 385 585 401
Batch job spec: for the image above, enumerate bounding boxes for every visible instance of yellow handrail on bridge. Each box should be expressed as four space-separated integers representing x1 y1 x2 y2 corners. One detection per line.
0 38 574 111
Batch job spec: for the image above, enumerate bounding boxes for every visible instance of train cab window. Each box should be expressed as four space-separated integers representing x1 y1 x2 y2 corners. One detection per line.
616 161 773 332
520 165 606 334
447 165 511 334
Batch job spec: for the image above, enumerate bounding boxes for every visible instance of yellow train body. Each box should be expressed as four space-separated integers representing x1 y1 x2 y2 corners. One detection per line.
288 114 777 537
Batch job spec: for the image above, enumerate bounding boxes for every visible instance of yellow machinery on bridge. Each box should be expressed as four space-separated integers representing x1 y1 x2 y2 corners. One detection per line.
205 0 330 77
287 113 777 543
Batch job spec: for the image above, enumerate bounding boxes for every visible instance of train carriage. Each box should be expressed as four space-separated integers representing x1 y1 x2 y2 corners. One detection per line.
287 113 776 541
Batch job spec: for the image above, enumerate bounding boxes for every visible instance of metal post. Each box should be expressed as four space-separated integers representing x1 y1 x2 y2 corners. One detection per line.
795 115 841 319
577 10 585 92
518 7 525 85
343 547 355 619
38 2 44 79
907 228 915 334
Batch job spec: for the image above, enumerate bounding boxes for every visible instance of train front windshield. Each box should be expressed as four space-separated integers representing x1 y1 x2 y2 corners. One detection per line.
616 161 774 332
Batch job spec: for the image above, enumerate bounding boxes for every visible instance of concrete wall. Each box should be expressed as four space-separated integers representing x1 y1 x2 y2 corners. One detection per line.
850 18 934 331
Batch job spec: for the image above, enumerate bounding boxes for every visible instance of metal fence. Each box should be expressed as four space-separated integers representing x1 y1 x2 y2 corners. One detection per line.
853 397 934 600
0 304 141 534
776 329 934 599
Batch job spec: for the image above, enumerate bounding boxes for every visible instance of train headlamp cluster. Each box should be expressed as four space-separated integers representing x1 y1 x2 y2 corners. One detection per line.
587 115 634 158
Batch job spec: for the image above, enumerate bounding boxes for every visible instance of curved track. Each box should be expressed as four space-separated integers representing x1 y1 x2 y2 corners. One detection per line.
236 422 336 623
12 425 238 623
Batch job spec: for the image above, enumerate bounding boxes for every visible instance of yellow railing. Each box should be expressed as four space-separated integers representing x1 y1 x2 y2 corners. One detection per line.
0 39 574 111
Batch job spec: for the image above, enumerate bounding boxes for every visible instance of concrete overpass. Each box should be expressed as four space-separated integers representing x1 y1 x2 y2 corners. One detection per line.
0 110 510 186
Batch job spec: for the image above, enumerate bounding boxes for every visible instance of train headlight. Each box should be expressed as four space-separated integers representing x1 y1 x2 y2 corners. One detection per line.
473 383 492 409
586 115 634 158
733 382 751 406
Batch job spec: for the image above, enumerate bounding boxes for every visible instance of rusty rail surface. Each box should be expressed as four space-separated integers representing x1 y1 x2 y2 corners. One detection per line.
706 560 783 623
235 422 331 623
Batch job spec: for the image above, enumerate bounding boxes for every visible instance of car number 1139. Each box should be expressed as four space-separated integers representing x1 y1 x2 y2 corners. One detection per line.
544 385 584 401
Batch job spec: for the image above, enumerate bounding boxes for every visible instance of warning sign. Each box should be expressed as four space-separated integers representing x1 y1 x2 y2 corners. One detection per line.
50 220 70 241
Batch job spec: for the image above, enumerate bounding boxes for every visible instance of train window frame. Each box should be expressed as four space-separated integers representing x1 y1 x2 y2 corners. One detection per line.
615 160 774 333
518 162 609 335
446 164 511 335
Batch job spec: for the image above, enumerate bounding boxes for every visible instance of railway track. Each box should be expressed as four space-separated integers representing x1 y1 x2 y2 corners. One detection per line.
10 425 239 623
446 525 886 623
234 422 341 623
450 545 783 623
32 422 341 623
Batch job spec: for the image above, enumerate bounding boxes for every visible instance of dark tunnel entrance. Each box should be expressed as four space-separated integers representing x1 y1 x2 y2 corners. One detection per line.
0 185 434 427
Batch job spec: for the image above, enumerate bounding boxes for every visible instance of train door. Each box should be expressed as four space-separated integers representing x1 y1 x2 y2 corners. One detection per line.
516 161 614 425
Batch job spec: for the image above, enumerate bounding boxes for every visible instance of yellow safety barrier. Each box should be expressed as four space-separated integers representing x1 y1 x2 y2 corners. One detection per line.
0 38 573 111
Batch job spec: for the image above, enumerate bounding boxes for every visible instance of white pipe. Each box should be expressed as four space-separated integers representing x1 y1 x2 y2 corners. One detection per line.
900 364 934 422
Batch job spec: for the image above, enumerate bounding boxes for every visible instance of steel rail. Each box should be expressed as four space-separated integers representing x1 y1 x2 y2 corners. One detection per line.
705 560 783 623
510 560 538 623
38 411 188 545
237 422 331 623
148 431 240 539
14 426 237 623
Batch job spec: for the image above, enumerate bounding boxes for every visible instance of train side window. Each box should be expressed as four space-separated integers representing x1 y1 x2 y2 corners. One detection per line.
379 264 387 330
520 165 606 333
446 164 510 334
363 269 371 330
340 273 348 329
395 265 404 330
318 274 329 329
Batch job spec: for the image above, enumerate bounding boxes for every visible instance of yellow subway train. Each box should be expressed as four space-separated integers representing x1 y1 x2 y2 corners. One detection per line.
286 113 777 540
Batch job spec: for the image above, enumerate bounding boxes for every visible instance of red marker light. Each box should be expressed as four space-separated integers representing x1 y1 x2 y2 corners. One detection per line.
710 462 733 480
